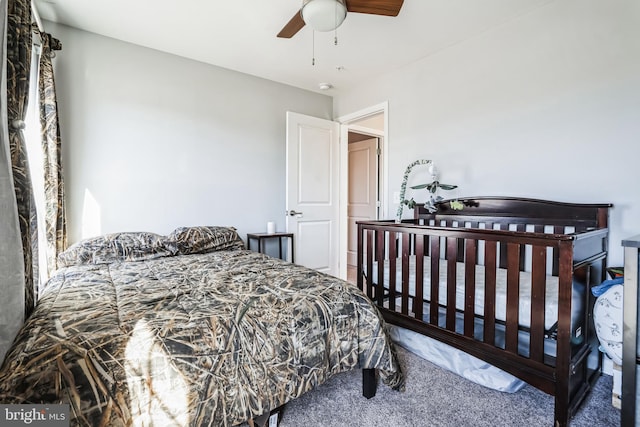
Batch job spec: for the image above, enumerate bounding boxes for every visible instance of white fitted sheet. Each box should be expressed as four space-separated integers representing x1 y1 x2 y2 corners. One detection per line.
369 256 559 330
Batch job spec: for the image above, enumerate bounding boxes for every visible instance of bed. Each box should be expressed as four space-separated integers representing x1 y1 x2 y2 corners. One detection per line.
356 197 611 427
0 226 404 426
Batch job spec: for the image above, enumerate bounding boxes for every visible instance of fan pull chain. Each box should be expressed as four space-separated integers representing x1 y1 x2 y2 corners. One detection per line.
334 1 339 45
312 30 315 66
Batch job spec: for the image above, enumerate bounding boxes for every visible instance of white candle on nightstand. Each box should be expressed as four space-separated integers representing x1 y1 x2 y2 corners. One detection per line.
267 221 276 234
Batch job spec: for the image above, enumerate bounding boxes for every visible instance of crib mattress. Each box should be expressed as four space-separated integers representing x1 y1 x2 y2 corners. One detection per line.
369 256 559 330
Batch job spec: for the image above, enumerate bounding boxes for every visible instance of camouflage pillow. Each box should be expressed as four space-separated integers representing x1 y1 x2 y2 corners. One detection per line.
165 226 245 255
57 232 173 267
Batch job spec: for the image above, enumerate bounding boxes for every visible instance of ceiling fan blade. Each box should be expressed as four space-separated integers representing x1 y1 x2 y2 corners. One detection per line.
277 11 306 38
345 0 404 16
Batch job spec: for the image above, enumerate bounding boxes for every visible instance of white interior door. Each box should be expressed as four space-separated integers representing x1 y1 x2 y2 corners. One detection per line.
286 111 340 276
347 138 378 266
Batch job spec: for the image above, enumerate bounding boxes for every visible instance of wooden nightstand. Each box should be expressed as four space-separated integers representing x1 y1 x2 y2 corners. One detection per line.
247 232 294 263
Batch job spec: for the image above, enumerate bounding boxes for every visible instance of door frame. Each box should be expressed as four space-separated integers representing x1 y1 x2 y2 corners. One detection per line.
346 135 380 267
336 101 389 280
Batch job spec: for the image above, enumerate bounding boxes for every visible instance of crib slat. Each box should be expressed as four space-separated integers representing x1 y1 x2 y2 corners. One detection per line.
484 241 497 345
506 243 521 353
415 236 425 321
401 232 411 315
444 220 456 263
357 224 364 294
388 231 397 312
498 223 509 269
468 221 479 261
516 224 526 270
430 236 440 325
446 238 458 331
530 244 547 362
457 222 465 263
376 230 386 307
366 230 374 299
464 239 477 337
425 233 430 257
552 225 564 276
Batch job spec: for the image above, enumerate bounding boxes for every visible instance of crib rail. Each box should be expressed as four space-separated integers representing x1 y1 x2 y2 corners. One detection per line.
357 221 606 358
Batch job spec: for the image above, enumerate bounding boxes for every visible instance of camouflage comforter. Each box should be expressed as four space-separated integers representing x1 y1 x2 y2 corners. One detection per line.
0 242 404 426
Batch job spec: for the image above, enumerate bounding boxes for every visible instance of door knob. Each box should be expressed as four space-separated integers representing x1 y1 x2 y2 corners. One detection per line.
287 210 303 217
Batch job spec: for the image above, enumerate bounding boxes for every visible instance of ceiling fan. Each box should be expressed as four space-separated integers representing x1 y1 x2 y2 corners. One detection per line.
277 0 405 39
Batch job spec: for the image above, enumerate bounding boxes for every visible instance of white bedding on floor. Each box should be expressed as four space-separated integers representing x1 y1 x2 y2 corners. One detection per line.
388 324 527 393
369 255 560 330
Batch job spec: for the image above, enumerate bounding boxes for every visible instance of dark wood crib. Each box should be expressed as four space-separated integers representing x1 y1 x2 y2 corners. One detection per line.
357 197 612 427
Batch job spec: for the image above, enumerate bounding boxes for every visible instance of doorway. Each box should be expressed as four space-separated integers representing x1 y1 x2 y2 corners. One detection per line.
337 102 388 282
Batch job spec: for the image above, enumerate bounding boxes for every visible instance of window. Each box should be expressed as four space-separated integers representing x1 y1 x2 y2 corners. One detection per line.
24 34 48 287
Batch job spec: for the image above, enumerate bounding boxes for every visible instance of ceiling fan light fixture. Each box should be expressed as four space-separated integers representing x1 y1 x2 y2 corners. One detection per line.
301 0 347 32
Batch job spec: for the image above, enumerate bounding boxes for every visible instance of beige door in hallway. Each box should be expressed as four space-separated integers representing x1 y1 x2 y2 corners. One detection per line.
347 137 378 266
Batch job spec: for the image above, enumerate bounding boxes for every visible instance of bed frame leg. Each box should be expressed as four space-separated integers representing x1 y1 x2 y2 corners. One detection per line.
362 368 376 399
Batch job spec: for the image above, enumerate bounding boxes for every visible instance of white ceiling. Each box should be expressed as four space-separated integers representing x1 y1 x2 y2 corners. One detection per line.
33 0 553 94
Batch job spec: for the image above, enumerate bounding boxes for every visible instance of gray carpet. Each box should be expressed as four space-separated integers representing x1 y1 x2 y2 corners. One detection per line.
271 346 620 427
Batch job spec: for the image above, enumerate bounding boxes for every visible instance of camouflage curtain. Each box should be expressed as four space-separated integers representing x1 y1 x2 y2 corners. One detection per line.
0 0 27 364
39 32 65 275
6 0 37 316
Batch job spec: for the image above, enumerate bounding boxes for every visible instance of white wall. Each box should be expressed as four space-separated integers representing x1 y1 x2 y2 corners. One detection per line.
334 0 640 265
47 22 333 245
